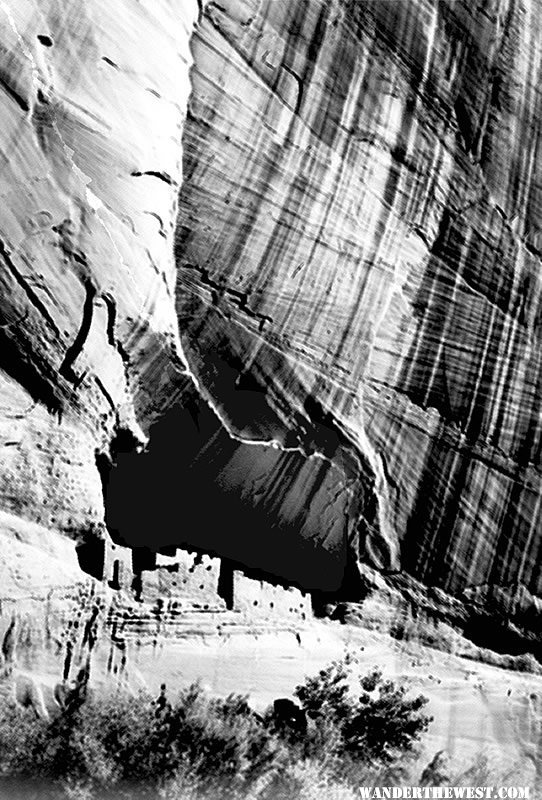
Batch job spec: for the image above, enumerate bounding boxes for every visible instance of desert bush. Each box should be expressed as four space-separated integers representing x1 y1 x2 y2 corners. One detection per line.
293 657 432 771
259 758 359 800
0 700 47 779
0 658 433 799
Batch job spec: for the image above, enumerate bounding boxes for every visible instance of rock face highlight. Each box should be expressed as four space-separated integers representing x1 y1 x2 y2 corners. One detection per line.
0 0 199 575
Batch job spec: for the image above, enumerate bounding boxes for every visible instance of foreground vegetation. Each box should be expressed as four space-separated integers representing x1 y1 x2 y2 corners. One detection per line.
0 658 433 799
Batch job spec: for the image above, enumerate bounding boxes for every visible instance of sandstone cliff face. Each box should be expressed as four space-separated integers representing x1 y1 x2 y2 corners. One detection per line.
1 0 542 620
168 0 542 604
0 0 199 580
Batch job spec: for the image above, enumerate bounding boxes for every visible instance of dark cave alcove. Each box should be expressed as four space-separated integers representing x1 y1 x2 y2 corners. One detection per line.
95 385 363 594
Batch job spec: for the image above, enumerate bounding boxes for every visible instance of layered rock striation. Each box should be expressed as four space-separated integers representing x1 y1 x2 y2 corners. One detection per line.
170 0 542 604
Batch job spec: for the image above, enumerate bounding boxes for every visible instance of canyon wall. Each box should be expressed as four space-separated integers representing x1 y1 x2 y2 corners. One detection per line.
0 0 199 594
167 0 542 608
1 0 542 628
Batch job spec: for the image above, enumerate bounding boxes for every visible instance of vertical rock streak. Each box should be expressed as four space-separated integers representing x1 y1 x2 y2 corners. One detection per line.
175 0 542 602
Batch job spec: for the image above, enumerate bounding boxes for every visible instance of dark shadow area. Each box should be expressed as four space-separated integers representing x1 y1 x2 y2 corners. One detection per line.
97 385 357 593
217 559 235 609
76 535 105 582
